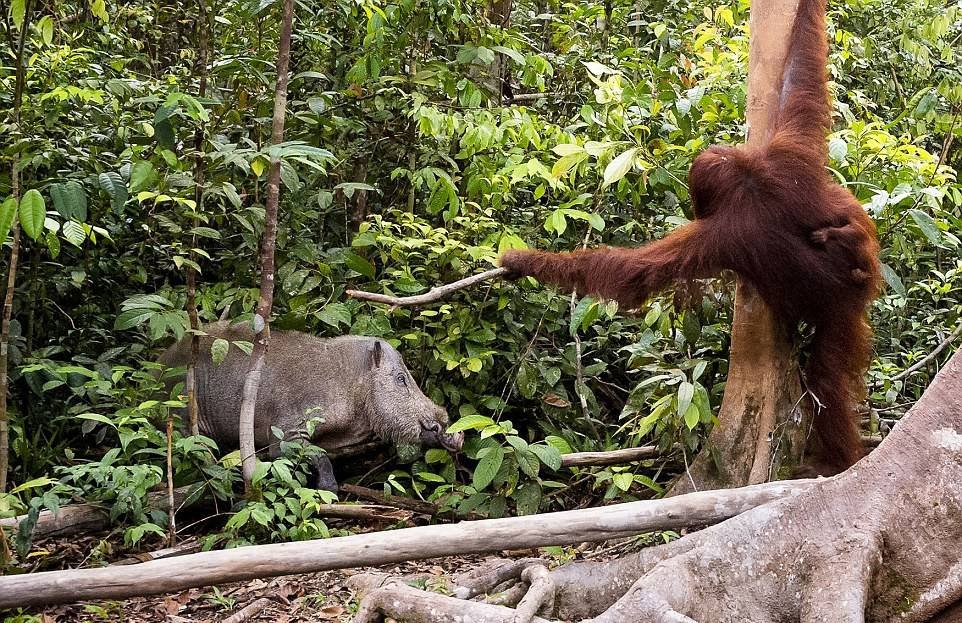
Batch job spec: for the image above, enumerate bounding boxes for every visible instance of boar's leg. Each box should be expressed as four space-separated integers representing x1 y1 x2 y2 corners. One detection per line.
311 453 339 493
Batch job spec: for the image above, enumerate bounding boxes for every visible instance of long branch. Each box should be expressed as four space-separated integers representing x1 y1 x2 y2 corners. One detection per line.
347 267 508 307
237 0 294 488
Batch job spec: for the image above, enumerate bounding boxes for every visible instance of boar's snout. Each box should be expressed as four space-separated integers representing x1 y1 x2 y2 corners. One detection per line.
419 417 464 453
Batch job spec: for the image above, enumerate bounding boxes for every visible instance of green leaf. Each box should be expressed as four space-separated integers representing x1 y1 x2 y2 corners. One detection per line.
569 297 599 335
11 0 25 29
909 209 941 246
251 461 270 486
514 483 542 516
828 137 848 162
76 412 116 428
10 476 55 494
89 0 108 21
473 445 504 490
683 403 700 430
544 435 573 454
45 231 61 257
551 152 588 179
879 262 905 296
529 444 562 470
603 147 638 187
447 414 496 433
128 161 157 193
114 308 156 330
612 472 634 492
492 45 526 65
0 196 17 243
676 381 694 419
344 252 375 279
18 190 45 241
38 15 54 45
62 220 86 247
317 302 351 328
99 172 128 215
211 338 229 365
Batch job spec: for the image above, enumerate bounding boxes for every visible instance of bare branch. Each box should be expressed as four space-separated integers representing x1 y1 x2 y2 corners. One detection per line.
347 267 508 307
892 321 962 382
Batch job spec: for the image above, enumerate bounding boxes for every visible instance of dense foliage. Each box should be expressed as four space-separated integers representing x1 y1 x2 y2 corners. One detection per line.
0 0 959 553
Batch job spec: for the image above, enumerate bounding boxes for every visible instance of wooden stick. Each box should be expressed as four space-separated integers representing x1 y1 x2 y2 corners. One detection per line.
0 479 815 608
221 597 274 623
339 483 439 515
347 267 508 307
560 446 665 467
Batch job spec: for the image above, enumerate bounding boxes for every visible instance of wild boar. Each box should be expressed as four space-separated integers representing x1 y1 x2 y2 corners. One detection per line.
159 322 462 490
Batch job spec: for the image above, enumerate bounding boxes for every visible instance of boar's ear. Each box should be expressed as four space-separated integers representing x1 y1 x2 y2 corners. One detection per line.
368 340 383 369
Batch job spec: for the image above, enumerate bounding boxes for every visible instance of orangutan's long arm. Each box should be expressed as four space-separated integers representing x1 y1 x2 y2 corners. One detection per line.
499 222 726 309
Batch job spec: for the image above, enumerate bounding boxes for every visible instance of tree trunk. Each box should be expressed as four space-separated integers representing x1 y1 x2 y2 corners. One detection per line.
237 0 294 490
185 0 211 437
352 346 962 621
669 0 806 495
0 3 32 494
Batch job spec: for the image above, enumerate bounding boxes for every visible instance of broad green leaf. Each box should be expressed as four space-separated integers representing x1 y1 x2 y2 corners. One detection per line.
828 137 848 162
211 338 229 365
551 152 588 179
45 231 61 257
676 381 694 419
128 161 157 193
612 472 634 492
552 143 585 157
473 445 504 490
317 302 351 328
514 482 542 516
90 0 108 22
879 262 905 296
603 147 638 187
251 158 267 177
114 308 155 330
62 220 85 247
529 444 562 471
492 45 525 65
98 172 128 215
0 196 17 243
76 412 116 428
569 297 598 336
515 447 540 478
447 415 496 433
909 209 941 246
38 15 54 45
19 189 45 241
11 0 25 29
544 435 573 454
683 403 700 430
344 252 375 279
10 476 55 494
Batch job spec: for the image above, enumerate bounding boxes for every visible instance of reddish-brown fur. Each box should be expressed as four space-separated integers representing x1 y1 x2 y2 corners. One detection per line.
500 0 881 473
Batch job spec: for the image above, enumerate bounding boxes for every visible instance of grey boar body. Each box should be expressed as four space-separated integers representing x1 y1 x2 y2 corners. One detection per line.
159 322 462 490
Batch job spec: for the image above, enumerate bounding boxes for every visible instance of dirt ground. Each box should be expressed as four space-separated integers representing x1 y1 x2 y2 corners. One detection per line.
16 554 497 622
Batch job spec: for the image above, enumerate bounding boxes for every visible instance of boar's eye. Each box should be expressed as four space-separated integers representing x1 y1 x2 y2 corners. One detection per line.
395 373 407 387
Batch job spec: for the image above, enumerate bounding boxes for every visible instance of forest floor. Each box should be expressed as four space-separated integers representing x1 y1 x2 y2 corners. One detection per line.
29 557 489 622
9 527 571 623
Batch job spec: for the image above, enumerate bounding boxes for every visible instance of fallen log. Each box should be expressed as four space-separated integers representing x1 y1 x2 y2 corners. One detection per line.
339 483 439 516
0 485 202 540
0 479 816 608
